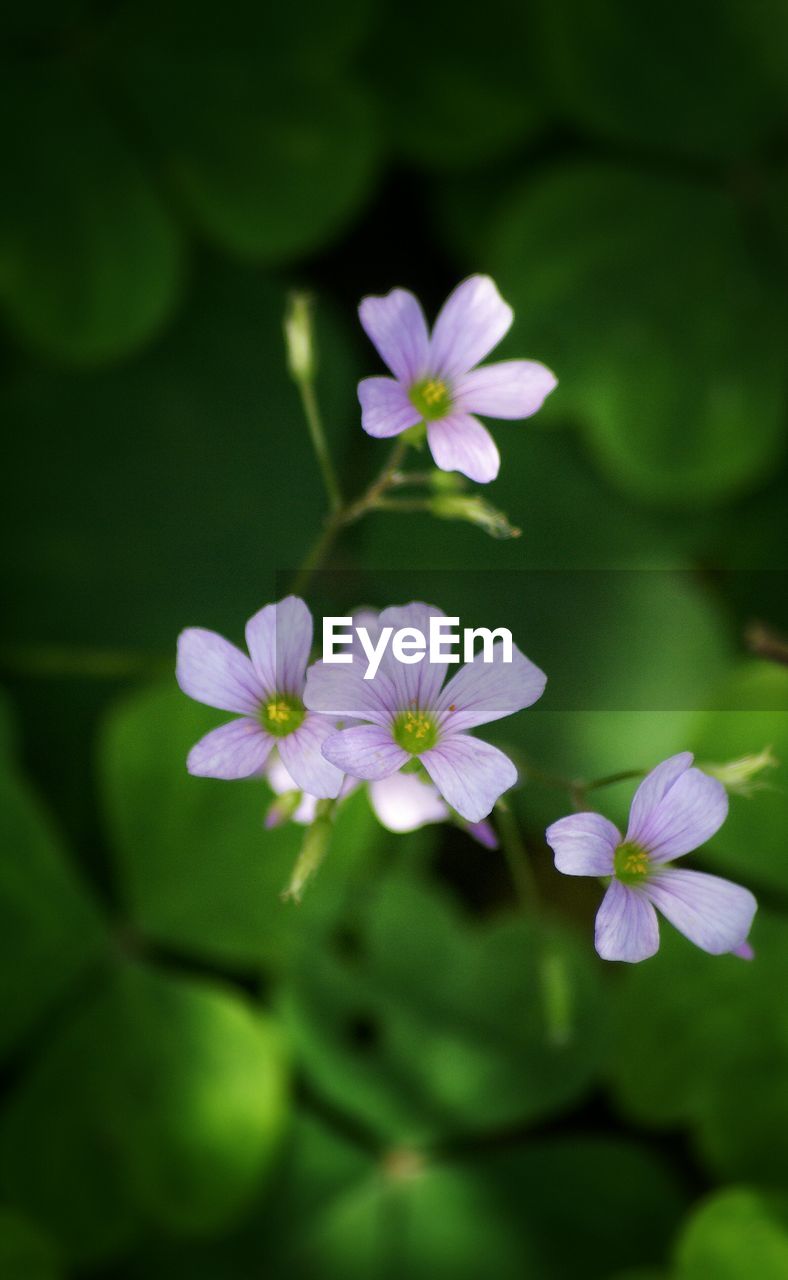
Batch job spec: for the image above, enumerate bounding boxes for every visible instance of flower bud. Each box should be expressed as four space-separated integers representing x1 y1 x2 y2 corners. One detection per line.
284 292 316 383
703 747 778 796
430 493 521 540
264 789 302 829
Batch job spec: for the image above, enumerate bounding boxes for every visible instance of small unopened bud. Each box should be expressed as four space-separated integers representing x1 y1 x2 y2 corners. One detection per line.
284 292 316 383
264 789 301 829
430 493 521 540
703 747 778 796
281 800 335 902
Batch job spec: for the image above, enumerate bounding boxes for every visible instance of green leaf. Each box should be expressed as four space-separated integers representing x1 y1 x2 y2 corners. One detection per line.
691 662 788 893
0 1208 62 1280
369 0 544 169
0 765 106 1063
539 0 788 160
486 164 786 506
0 63 183 364
0 963 289 1258
117 1120 686 1280
608 911 788 1185
675 1188 788 1280
103 1 379 263
294 1132 683 1280
281 872 605 1143
100 683 383 968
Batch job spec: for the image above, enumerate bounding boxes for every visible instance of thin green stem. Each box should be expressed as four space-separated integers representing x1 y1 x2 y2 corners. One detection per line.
585 767 647 792
297 377 343 513
494 800 540 910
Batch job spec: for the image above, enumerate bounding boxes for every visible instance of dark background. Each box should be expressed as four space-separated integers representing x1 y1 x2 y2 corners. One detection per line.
1 1 788 1276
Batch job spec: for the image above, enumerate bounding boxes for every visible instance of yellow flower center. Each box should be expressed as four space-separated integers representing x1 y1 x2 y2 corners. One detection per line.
409 377 452 421
614 841 650 885
393 707 439 754
260 693 306 737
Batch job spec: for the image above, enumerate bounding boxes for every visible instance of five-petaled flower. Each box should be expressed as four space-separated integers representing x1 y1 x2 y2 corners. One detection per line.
546 753 757 963
357 275 557 483
176 596 343 798
304 602 546 824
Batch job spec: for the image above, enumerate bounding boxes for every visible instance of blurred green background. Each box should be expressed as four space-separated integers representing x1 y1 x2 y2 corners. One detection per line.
2 1 788 1276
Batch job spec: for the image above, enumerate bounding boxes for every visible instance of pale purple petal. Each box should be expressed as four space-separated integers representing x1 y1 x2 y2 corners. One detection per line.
421 734 517 823
546 812 620 877
595 880 660 963
644 868 757 956
375 602 450 714
177 628 263 716
731 940 754 960
245 596 312 697
358 376 422 439
436 642 546 732
455 360 557 419
187 717 273 780
322 725 409 781
427 413 500 483
278 713 345 799
464 819 498 849
358 288 430 383
630 768 729 863
429 276 513 380
369 772 449 832
303 659 396 726
626 752 694 839
266 753 297 797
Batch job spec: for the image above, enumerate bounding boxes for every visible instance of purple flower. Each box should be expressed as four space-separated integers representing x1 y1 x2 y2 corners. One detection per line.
546 753 757 963
176 596 343 798
266 752 498 847
304 602 546 823
357 275 557 483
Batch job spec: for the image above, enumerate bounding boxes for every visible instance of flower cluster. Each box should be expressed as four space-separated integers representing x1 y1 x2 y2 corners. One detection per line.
177 595 544 840
176 274 762 964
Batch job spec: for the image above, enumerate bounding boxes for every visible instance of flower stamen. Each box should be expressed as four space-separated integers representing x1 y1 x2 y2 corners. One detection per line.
261 693 306 738
614 841 650 885
393 707 439 754
409 377 452 421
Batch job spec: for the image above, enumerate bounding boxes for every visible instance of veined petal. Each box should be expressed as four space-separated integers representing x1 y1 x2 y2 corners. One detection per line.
358 288 430 383
427 413 500 483
595 880 660 963
626 752 694 839
303 659 395 727
358 376 421 439
369 772 449 832
177 628 263 716
245 596 312 697
376 601 449 715
322 725 409 781
631 768 729 863
429 276 513 380
421 734 517 823
644 868 757 956
279 714 344 799
187 718 272 779
546 812 620 877
455 359 557 419
436 642 546 732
